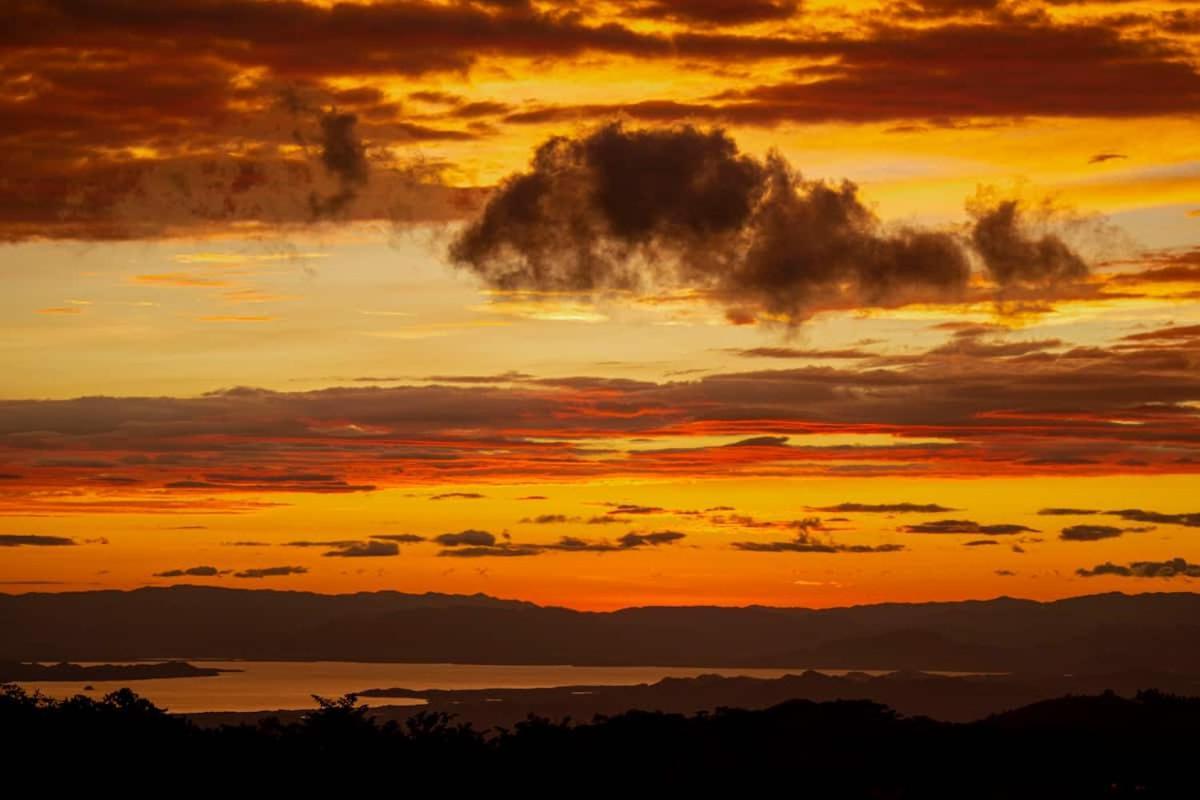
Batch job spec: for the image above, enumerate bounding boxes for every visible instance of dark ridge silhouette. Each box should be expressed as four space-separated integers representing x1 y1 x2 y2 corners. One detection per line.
3 586 1200 674
0 660 233 682
2 683 1196 795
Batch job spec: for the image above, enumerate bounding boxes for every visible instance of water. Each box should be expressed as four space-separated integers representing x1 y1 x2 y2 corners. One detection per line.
14 661 827 713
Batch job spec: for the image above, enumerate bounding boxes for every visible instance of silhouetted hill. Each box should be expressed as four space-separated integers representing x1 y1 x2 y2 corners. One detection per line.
3 586 1200 673
3 684 1196 795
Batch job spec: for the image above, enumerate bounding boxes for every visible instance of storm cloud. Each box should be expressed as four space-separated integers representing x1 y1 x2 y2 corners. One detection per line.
452 124 1095 322
450 124 984 323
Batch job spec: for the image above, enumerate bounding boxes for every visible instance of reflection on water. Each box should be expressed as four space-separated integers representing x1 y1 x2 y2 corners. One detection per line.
16 661 853 713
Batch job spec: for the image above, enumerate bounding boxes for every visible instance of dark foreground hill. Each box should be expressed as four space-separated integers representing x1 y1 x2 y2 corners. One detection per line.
3 586 1200 673
3 683 1196 796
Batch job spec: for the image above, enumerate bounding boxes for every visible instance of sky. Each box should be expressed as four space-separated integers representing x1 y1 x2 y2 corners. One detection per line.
2 0 1199 609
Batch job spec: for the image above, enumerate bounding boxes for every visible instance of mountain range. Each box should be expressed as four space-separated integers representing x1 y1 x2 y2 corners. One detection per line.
3 586 1198 673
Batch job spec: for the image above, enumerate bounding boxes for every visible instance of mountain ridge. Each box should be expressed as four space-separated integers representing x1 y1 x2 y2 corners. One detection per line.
3 586 1198 672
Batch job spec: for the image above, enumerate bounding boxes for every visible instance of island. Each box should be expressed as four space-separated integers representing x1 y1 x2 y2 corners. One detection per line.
0 660 235 682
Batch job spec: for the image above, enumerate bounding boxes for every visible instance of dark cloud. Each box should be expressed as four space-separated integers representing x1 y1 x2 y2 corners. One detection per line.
1038 508 1100 516
507 20 1200 126
1077 557 1200 579
283 539 364 548
0 535 77 547
520 514 579 524
1107 509 1200 528
617 530 687 548
167 475 376 493
733 530 904 553
605 504 666 515
969 200 1089 287
1121 324 1200 342
430 492 487 500
963 539 999 546
436 529 688 556
631 0 799 25
438 544 542 558
1088 152 1127 164
902 520 1038 535
232 565 309 578
372 534 426 543
6 3 1200 243
322 540 400 557
153 565 226 577
306 111 370 217
435 529 497 546
810 503 957 513
451 124 973 323
1060 524 1129 542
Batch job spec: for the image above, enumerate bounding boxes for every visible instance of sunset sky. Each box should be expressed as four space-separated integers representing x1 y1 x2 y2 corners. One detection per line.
2 0 1199 609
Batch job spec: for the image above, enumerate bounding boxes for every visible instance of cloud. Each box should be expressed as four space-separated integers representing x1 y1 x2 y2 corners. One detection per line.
451 123 974 323
1107 509 1200 528
435 529 497 547
438 544 542 558
631 0 799 25
1089 152 1127 164
809 503 957 513
308 111 369 217
1038 508 1100 516
605 504 666 515
371 534 426 543
430 492 487 500
520 514 579 524
902 520 1038 535
0 535 77 547
617 530 687 548
322 540 400 558
7 3 1200 243
733 347 877 359
1060 524 1134 542
1076 557 1200 579
733 530 904 553
968 198 1089 287
4 324 1200 510
435 528 688 556
1121 324 1200 342
153 565 226 577
232 565 309 579
283 539 365 548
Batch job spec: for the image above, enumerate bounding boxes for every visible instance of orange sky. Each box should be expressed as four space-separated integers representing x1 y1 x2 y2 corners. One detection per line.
1 0 1199 608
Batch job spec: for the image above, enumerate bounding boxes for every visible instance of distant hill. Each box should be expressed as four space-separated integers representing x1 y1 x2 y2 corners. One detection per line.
2 586 1199 673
